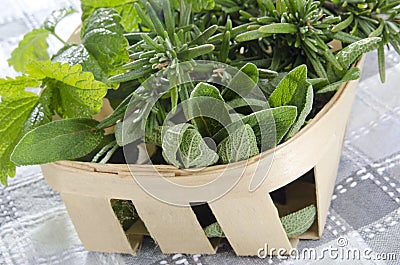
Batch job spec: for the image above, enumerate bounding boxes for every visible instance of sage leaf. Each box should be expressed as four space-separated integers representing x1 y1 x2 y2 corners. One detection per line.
204 204 316 238
213 106 298 149
162 124 218 168
190 83 230 137
8 29 50 74
280 205 317 238
223 63 259 100
217 124 259 164
11 119 104 166
227 98 269 113
268 65 313 140
204 222 225 238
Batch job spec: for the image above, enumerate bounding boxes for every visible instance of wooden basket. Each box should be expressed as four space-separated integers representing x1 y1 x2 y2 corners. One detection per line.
41 56 365 256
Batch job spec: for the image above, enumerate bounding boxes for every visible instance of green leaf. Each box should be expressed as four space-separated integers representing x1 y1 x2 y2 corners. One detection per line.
223 63 259 100
235 30 271 42
81 1 140 32
23 87 54 132
327 37 381 82
172 0 215 12
190 83 230 137
81 0 134 7
27 61 108 118
280 205 316 238
82 8 130 76
8 29 50 74
268 65 313 140
244 107 298 147
227 98 269 113
331 14 354 33
0 76 40 185
162 124 218 168
204 222 225 238
204 204 316 238
213 106 298 149
217 124 259 164
52 44 108 84
377 44 386 83
317 67 361 94
190 25 219 45
11 119 104 166
114 3 140 32
43 7 77 33
258 23 298 34
177 44 215 60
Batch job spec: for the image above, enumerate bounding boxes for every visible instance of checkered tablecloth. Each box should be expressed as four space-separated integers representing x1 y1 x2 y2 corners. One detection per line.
1 1 400 264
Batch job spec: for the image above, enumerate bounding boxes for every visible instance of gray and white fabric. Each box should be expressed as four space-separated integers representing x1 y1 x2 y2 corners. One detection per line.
1 0 399 264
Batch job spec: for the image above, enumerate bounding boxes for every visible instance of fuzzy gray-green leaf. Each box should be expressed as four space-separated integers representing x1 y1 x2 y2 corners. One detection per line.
190 83 230 137
280 205 317 238
217 124 259 164
269 65 313 140
224 63 259 100
162 124 218 168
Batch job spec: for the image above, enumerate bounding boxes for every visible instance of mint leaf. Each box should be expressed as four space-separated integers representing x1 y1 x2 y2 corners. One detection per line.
26 61 108 118
43 7 77 33
23 87 54 132
217 124 259 164
162 124 218 168
11 119 104 166
8 29 50 74
0 77 40 185
280 205 316 238
52 44 108 83
269 65 313 140
82 8 130 76
81 1 139 32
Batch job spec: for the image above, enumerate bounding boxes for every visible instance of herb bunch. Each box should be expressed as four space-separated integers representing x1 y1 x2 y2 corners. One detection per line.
0 0 398 186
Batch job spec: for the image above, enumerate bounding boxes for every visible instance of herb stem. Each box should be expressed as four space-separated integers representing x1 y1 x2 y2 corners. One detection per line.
100 143 119 164
92 140 117 163
52 32 67 45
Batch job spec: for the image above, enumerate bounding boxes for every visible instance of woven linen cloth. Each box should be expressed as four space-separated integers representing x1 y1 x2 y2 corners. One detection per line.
1 0 400 264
